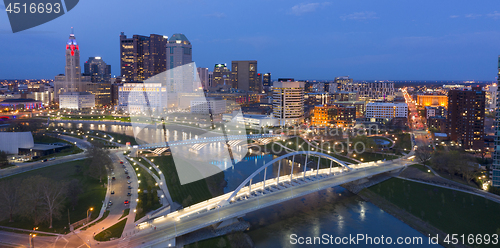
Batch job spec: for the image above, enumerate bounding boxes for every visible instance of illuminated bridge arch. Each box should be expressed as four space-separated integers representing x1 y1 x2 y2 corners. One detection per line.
220 151 353 206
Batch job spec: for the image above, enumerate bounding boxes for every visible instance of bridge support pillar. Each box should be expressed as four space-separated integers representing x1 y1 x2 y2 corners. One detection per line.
277 160 281 184
212 215 245 230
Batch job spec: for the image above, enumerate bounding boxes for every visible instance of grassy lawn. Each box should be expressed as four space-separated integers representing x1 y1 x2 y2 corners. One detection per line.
99 131 138 146
410 164 433 174
152 155 223 207
0 159 106 234
134 157 160 179
392 133 412 155
94 218 127 241
352 152 399 162
130 158 162 221
60 115 131 122
368 178 500 239
119 209 130 220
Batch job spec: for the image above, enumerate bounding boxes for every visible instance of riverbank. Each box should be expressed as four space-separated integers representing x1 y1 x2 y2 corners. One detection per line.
358 189 466 248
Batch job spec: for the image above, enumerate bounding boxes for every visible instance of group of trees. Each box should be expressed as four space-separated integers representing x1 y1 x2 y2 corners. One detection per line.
429 151 480 185
0 151 10 169
85 144 112 183
0 144 112 229
0 175 76 228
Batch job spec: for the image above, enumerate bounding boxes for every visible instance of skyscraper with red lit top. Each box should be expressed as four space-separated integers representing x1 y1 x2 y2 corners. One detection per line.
54 29 89 101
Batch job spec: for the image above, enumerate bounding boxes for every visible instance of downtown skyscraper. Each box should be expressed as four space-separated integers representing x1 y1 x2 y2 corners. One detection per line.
119 33 168 82
54 30 90 101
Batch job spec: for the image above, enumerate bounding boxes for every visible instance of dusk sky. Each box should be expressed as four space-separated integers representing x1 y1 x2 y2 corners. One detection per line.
1 0 500 81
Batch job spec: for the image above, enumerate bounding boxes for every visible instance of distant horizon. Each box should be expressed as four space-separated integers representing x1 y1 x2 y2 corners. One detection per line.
0 78 496 84
1 1 500 80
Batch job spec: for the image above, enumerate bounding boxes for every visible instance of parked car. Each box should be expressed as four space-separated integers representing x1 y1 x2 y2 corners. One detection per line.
108 201 113 206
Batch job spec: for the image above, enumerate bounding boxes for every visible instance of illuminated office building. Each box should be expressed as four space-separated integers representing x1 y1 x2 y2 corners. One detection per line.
231 60 259 92
119 33 168 82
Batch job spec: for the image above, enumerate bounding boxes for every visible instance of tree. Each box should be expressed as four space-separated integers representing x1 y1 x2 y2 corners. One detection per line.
67 179 83 210
0 151 9 168
85 145 112 182
0 179 20 222
415 145 433 163
19 176 46 226
39 179 67 228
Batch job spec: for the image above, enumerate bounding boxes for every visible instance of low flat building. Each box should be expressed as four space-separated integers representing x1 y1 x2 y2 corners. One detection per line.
59 92 95 110
0 98 43 111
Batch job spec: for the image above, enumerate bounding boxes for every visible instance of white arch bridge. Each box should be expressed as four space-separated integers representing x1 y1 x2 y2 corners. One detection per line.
121 150 414 248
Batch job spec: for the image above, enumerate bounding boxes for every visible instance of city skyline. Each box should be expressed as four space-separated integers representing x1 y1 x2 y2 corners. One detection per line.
1 0 500 80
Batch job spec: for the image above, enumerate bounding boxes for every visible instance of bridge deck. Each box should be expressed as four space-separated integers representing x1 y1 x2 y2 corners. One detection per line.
121 157 410 247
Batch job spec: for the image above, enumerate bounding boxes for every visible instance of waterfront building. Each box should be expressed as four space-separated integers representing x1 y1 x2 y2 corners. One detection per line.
59 92 95 110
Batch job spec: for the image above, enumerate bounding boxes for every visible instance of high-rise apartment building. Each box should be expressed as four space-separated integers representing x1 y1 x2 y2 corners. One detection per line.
54 30 90 101
492 56 500 187
272 81 305 125
231 60 259 92
447 86 485 151
213 64 231 87
119 33 168 82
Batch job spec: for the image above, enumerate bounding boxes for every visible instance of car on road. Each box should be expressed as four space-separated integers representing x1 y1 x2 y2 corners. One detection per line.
127 192 131 196
49 157 55 161
126 176 130 179
120 161 124 164
128 185 132 189
124 200 129 205
127 180 131 184
124 171 128 174
108 201 113 206
41 159 48 162
111 191 115 194
112 177 116 180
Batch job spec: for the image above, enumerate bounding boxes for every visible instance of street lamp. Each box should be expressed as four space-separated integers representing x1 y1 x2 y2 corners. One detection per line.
87 207 94 223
